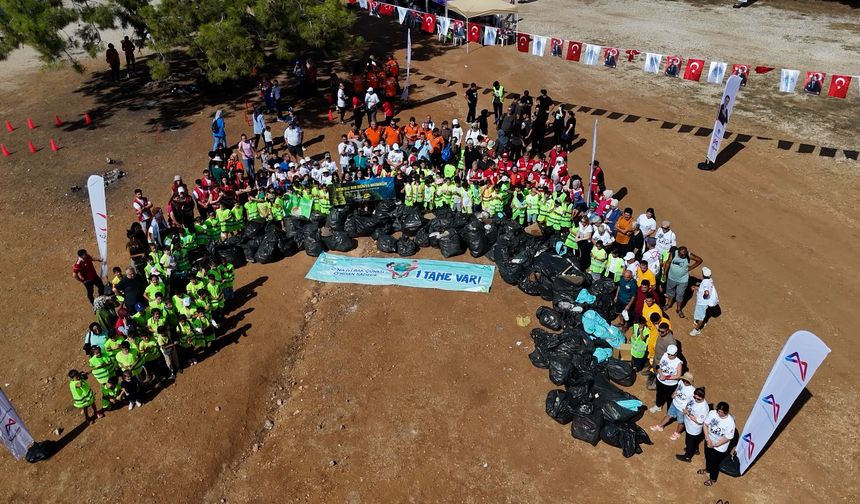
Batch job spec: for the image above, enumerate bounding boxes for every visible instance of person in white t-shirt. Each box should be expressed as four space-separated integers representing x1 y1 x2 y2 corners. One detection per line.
654 220 677 256
651 372 696 439
641 237 662 275
676 386 709 463
337 134 355 172
451 119 464 146
636 207 658 237
690 267 720 336
650 344 682 414
700 401 735 487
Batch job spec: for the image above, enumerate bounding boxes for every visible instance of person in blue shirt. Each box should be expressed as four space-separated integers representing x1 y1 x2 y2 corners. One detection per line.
211 110 226 151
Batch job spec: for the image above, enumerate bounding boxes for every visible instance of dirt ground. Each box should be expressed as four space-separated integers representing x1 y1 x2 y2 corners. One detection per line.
0 1 858 503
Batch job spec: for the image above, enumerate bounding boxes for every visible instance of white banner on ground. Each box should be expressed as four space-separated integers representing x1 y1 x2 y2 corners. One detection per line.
738 330 830 475
643 53 662 74
87 175 108 278
397 6 408 24
0 389 33 460
484 26 498 46
401 29 412 102
532 35 547 56
779 69 800 93
706 74 741 164
707 61 727 84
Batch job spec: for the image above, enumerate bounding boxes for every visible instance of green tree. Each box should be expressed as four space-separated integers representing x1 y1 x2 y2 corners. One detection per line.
0 0 357 84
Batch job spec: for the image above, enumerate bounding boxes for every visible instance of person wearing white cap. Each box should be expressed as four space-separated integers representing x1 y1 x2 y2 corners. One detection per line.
651 371 696 439
690 267 720 336
364 87 380 124
651 343 682 414
386 143 404 170
623 251 639 274
451 119 464 146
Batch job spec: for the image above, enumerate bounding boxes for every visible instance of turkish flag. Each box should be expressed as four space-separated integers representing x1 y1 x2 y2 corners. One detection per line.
378 4 394 16
468 23 482 43
754 66 774 74
421 13 436 34
517 33 530 53
683 58 705 81
828 74 850 98
566 41 582 61
625 49 640 62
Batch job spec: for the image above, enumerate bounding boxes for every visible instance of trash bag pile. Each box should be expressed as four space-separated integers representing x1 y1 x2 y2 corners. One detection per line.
531 306 652 457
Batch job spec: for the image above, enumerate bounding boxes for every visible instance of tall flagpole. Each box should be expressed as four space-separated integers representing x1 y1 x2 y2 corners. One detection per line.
586 120 598 206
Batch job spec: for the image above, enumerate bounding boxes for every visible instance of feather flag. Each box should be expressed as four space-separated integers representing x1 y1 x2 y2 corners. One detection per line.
532 36 547 57
828 74 851 99
707 61 727 84
566 41 582 62
643 53 662 74
683 59 705 81
583 44 602 65
778 69 799 93
483 26 498 46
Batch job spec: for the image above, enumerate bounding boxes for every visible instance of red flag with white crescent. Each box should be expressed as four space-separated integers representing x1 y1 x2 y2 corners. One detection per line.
421 13 436 34
468 23 482 43
625 49 640 62
683 58 705 81
378 4 394 16
516 33 530 52
566 41 582 61
827 74 851 99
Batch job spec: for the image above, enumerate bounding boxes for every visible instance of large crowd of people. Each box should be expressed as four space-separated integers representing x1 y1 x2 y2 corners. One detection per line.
70 51 733 487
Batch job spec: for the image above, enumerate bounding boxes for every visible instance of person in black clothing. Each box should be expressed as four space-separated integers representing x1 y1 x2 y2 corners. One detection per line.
562 111 577 150
536 89 553 115
120 370 143 410
551 106 566 146
478 109 490 137
519 90 533 116
463 142 480 172
114 267 146 310
121 36 136 73
465 83 479 123
105 43 121 83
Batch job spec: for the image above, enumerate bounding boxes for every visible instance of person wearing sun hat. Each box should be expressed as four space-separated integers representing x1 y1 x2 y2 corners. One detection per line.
690 266 720 336
651 371 696 439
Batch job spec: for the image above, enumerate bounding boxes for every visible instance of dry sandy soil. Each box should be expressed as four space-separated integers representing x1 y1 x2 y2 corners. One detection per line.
0 1 858 503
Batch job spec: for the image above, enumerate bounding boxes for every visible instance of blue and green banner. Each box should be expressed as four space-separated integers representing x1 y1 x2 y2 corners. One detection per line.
306 253 495 293
329 177 395 206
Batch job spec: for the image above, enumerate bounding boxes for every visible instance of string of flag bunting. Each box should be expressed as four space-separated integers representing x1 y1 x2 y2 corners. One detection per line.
360 1 857 100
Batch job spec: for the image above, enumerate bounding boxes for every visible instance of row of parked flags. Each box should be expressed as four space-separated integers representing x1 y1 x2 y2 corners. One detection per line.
362 1 856 99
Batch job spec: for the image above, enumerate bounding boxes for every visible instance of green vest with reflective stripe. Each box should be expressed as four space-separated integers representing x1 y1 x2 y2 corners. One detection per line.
245 201 260 220
525 193 540 215
631 323 649 358
563 225 580 250
539 198 554 223
88 354 116 384
493 85 505 102
589 247 608 274
70 379 95 408
605 255 625 282
174 248 190 272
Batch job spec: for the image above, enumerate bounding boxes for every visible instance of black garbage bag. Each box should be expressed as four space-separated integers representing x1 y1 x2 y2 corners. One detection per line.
400 207 424 233
396 238 418 257
224 235 243 247
719 452 742 477
284 217 309 239
414 228 430 248
243 219 267 240
484 223 498 243
278 236 299 257
530 328 563 350
371 223 394 240
216 245 247 268
605 358 636 387
528 348 550 369
601 401 645 424
574 402 594 416
545 389 577 425
345 214 381 238
600 424 646 458
375 199 399 220
570 353 597 375
536 306 563 331
242 242 258 263
630 424 653 446
327 206 349 231
548 354 573 385
439 232 465 258
323 231 357 252
564 376 593 403
25 440 57 463
309 211 327 227
254 230 281 264
462 228 490 258
498 254 528 284
376 233 398 253
570 407 603 446
304 233 326 257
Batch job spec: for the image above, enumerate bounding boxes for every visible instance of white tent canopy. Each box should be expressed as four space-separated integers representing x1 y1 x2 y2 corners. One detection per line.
444 0 519 19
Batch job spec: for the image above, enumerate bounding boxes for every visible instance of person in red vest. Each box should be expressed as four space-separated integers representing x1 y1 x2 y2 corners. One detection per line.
385 54 400 78
73 249 105 305
590 160 606 202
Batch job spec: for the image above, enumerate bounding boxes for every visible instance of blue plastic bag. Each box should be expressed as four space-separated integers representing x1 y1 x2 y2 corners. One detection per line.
593 347 613 363
576 289 597 305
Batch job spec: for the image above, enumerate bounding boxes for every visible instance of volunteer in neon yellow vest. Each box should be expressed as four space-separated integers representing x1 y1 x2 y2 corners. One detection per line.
630 319 651 372
68 369 101 424
589 240 608 277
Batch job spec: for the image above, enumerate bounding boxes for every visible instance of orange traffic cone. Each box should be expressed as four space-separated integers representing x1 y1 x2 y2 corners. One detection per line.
27 118 36 129
50 138 59 152
84 113 92 125
28 140 37 153
1 144 10 157
327 109 334 122
4 120 13 132
54 115 63 127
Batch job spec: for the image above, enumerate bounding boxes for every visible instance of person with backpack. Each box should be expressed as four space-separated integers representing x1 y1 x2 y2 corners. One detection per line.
211 110 226 151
